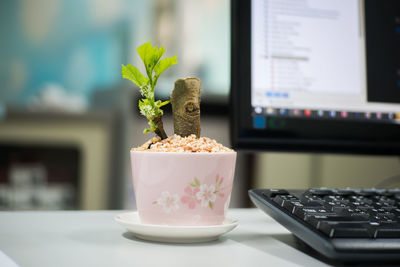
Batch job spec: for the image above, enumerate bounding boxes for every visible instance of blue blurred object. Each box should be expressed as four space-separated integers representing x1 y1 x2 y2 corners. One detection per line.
0 0 132 108
0 0 229 109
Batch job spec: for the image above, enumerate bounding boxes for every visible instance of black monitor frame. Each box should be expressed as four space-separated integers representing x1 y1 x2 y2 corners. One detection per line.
230 0 400 155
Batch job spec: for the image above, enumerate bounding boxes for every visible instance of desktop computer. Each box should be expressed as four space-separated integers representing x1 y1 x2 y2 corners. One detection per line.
231 0 400 262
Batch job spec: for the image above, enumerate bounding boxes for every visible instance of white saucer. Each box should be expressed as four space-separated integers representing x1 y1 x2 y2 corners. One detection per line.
115 212 238 243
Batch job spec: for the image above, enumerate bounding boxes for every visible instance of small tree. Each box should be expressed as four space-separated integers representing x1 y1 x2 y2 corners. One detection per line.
122 41 177 139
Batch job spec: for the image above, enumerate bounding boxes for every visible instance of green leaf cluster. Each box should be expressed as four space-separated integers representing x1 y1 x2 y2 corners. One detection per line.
121 41 178 134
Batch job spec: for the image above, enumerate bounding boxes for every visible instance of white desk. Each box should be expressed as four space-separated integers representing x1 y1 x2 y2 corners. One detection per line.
0 209 332 267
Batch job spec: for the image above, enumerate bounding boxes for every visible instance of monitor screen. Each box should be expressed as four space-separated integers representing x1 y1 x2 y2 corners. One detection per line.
231 0 400 154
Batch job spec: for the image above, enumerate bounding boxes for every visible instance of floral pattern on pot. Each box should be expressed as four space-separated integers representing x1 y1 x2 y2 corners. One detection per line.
152 191 180 213
181 185 201 209
154 174 227 213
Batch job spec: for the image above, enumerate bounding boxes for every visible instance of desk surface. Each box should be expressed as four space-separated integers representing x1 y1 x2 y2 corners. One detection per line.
0 209 331 267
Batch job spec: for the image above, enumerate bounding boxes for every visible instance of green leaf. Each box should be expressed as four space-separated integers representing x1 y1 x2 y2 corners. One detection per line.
155 100 170 108
137 42 152 69
121 64 148 88
159 100 170 108
194 177 201 186
154 55 178 76
137 42 165 75
208 202 214 209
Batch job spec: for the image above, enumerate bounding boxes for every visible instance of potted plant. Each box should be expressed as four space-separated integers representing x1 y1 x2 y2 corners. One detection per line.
121 42 236 226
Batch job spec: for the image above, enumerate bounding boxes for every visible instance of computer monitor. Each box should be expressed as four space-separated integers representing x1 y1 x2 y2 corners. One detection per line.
231 0 400 155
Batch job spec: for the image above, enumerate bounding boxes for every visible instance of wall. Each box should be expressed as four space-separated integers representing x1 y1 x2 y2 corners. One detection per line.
254 152 400 190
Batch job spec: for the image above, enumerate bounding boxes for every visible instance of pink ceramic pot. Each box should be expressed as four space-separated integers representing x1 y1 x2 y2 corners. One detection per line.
130 151 237 226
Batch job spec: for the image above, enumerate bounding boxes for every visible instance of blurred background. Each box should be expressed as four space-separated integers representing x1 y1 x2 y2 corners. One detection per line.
0 0 399 211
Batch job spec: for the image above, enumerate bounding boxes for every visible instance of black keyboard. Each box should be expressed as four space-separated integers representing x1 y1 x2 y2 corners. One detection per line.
249 188 400 262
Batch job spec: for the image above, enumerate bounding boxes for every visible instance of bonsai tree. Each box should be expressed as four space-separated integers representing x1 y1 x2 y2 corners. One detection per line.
122 41 202 140
122 41 177 139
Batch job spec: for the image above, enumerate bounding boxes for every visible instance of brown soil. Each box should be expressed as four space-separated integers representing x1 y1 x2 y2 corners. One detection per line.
132 134 234 152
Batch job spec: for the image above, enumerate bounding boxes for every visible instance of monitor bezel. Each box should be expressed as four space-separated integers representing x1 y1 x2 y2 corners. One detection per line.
230 0 400 155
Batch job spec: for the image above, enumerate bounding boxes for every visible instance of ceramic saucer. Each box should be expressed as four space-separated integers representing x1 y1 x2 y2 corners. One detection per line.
115 212 238 243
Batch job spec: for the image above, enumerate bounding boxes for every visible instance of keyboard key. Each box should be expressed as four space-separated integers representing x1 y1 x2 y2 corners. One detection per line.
263 189 290 198
293 207 317 217
375 212 396 219
282 200 295 212
318 222 372 238
332 206 349 214
303 215 336 227
308 188 333 196
380 191 395 197
357 190 376 197
303 200 325 207
272 195 285 206
272 195 298 207
305 214 370 230
333 189 355 196
378 220 399 226
305 215 329 228
374 227 400 238
387 189 400 194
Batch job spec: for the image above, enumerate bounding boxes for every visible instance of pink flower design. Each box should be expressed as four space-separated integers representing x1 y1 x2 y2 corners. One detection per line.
216 174 224 185
181 186 200 209
196 184 217 207
156 191 180 213
182 174 227 210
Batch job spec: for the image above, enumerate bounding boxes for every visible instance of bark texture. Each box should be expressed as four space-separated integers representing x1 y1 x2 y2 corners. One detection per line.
153 116 168 140
170 77 201 137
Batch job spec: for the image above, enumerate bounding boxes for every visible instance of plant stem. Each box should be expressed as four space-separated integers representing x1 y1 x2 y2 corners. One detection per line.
153 116 168 140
